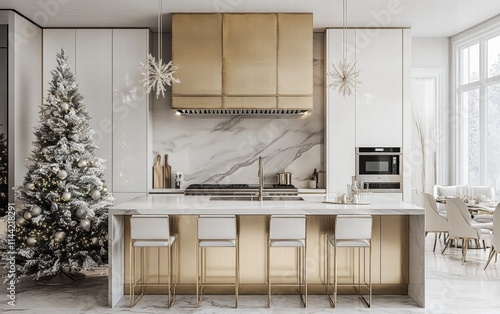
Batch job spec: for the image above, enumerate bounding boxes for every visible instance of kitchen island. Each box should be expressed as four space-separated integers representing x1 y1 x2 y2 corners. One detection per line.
108 195 425 308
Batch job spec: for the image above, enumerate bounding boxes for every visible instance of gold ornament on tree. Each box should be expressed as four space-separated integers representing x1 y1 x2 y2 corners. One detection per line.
23 211 32 221
326 0 361 97
25 182 35 191
57 170 68 180
80 219 91 231
90 189 101 200
54 231 67 243
60 101 70 112
27 237 37 247
31 205 42 216
77 159 88 168
139 0 179 98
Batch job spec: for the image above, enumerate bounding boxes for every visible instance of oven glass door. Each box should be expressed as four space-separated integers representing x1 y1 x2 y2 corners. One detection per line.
358 155 399 175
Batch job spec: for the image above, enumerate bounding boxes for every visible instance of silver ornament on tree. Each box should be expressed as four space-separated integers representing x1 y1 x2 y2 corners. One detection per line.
27 237 37 247
76 207 87 218
23 211 32 221
90 189 101 200
25 182 35 191
61 191 72 202
16 217 28 227
91 237 99 245
54 231 67 243
31 205 42 216
60 101 70 112
57 170 68 180
77 159 88 168
80 219 91 231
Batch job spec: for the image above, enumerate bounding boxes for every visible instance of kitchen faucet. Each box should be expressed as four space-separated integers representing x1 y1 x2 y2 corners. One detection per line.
257 156 264 201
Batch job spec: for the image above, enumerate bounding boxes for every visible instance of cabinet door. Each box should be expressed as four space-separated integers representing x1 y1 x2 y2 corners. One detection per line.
355 29 403 147
325 29 356 194
172 14 222 108
76 29 113 187
223 14 277 99
112 29 149 193
43 29 76 99
277 14 313 109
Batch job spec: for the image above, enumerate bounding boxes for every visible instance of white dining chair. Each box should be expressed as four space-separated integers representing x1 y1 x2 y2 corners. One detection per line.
484 204 500 269
129 215 177 307
422 193 448 252
443 198 491 263
433 185 467 199
327 215 372 308
197 215 239 308
268 215 307 308
466 186 495 201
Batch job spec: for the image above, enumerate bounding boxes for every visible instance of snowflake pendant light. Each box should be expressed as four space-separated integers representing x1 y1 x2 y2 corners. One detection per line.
140 0 179 98
326 0 361 97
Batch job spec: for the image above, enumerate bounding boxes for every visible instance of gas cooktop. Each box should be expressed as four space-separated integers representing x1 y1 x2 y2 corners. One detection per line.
184 183 298 195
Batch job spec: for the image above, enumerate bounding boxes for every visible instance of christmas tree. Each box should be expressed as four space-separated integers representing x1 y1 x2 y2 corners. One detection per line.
13 50 113 281
0 127 7 216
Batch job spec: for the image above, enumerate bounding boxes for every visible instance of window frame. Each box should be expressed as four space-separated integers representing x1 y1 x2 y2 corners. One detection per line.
452 23 500 186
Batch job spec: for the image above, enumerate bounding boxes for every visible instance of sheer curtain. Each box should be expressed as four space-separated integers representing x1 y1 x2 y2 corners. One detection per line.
411 77 437 195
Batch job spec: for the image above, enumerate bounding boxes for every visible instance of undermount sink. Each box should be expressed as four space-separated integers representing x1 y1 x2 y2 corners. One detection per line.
210 196 304 201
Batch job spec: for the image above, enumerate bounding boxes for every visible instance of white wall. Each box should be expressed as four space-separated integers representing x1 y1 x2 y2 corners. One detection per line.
0 11 42 203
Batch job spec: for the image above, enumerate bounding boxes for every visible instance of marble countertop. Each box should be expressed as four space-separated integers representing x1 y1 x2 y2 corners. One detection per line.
110 195 424 216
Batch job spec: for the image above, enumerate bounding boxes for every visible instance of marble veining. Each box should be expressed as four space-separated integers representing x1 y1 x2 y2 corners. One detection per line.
151 34 325 189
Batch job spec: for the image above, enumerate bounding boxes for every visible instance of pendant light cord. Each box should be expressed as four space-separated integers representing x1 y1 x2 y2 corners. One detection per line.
342 0 347 61
158 0 163 60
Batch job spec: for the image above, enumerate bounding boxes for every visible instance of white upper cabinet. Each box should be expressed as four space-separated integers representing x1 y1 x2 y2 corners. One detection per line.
112 29 150 194
75 29 113 188
325 29 357 193
355 29 403 147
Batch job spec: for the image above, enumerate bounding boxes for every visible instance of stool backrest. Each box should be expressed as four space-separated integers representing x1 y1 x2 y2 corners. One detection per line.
270 216 306 240
130 215 170 240
335 215 372 240
198 215 236 240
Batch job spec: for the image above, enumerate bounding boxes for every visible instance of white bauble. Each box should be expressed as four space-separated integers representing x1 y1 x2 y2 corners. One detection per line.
23 211 32 221
76 207 86 218
57 170 68 180
31 205 42 216
60 102 70 112
25 182 35 191
27 237 37 247
90 189 101 200
78 159 88 168
61 191 72 202
80 219 91 231
54 231 67 243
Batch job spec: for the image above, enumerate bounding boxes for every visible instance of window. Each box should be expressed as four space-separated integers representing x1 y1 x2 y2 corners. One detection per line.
455 30 500 195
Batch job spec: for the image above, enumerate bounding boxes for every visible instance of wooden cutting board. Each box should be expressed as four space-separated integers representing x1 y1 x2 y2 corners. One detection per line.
164 154 172 188
153 154 164 188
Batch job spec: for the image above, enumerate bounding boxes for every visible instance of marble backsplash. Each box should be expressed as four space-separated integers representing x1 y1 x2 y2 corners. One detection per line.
151 34 324 189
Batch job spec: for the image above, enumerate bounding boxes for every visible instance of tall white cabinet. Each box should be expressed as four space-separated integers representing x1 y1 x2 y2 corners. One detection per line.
43 29 151 204
325 28 411 200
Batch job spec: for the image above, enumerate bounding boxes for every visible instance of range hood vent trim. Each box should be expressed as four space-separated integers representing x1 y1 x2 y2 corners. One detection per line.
176 108 309 115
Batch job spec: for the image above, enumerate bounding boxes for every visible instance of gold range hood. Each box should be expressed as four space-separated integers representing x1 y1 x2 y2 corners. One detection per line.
172 13 313 115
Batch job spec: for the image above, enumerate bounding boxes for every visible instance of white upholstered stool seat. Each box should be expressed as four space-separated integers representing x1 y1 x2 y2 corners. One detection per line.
197 215 239 308
129 215 177 307
327 215 372 308
267 215 307 308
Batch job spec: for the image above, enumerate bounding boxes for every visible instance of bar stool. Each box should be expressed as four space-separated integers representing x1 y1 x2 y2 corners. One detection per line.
129 215 177 307
267 215 307 308
327 215 372 308
197 215 239 307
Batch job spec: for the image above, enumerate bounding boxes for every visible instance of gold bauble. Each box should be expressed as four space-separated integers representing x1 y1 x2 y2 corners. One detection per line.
16 217 28 227
90 189 101 200
54 231 67 243
57 170 68 180
23 211 32 220
27 237 37 247
91 237 99 245
80 219 91 231
31 205 42 216
77 159 88 168
60 102 70 112
25 182 35 191
61 191 72 202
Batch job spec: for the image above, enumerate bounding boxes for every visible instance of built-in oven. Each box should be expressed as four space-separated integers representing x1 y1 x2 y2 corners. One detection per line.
355 147 402 192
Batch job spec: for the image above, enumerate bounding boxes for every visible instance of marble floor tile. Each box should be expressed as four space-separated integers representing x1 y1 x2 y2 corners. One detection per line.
2 235 500 313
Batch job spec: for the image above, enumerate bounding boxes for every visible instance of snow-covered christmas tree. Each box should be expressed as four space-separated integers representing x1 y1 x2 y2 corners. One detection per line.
13 50 113 282
0 126 7 216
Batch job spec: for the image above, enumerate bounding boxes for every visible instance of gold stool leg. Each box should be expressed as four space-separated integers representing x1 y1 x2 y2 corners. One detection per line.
267 235 271 308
